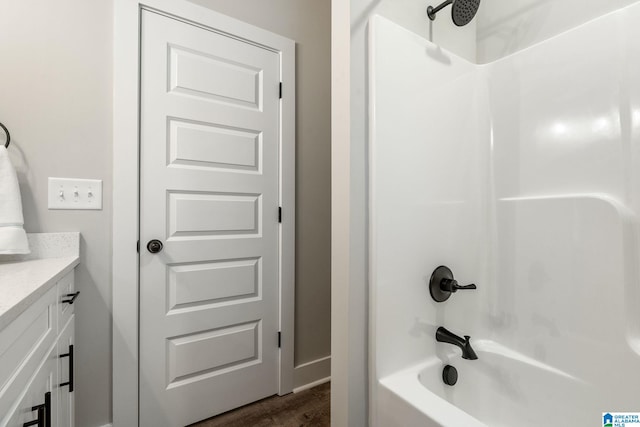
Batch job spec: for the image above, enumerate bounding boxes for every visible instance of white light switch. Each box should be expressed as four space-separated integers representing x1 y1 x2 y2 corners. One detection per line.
48 177 103 210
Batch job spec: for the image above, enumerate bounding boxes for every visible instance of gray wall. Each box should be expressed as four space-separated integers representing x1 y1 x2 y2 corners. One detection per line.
187 0 332 367
0 0 330 426
0 1 113 426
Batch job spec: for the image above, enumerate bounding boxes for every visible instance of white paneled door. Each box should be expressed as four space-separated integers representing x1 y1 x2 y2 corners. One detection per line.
139 10 281 427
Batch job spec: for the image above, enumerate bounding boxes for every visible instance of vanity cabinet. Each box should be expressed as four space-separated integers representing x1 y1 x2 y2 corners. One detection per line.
0 270 77 427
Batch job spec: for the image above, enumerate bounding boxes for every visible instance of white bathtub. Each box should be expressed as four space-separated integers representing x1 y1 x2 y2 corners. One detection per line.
377 341 601 427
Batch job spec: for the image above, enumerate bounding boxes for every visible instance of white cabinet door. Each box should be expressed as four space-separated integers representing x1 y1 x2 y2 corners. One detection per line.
2 344 57 427
0 286 57 427
139 10 281 427
56 315 74 427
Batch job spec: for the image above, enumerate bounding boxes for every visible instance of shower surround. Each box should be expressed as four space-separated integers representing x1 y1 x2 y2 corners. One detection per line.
369 4 640 427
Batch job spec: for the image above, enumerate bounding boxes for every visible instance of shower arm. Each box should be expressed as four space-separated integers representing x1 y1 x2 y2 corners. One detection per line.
427 0 453 20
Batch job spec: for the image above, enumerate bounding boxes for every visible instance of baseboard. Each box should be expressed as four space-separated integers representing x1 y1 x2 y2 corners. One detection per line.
293 355 331 393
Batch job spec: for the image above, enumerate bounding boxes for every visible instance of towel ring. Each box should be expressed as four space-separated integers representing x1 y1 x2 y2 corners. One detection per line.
0 122 9 148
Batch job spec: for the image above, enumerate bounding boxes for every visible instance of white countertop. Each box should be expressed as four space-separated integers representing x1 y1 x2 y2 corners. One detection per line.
0 256 79 329
0 232 80 330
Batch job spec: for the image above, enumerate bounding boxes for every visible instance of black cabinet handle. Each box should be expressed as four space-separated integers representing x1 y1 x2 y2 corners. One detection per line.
59 344 74 392
61 292 80 305
44 391 51 427
23 391 50 427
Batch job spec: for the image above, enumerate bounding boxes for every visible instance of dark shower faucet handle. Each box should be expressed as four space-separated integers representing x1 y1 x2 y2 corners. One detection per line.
440 279 476 293
429 266 477 302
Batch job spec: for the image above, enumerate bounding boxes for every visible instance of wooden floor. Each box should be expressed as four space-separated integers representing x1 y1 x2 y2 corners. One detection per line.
190 382 330 427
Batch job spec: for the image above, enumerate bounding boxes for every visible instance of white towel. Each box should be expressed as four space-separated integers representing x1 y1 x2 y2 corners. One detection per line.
0 146 29 254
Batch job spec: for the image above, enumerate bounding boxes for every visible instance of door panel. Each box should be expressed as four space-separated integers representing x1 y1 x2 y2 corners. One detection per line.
168 118 261 171
166 321 260 385
139 10 280 427
168 191 260 236
168 44 263 108
167 258 260 310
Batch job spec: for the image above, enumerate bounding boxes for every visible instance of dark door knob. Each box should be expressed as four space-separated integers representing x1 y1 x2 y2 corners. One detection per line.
147 239 164 254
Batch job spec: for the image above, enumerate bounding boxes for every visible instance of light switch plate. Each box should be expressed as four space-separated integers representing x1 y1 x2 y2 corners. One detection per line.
48 177 103 210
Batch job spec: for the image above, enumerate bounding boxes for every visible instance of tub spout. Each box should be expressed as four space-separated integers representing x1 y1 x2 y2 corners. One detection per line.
436 326 478 360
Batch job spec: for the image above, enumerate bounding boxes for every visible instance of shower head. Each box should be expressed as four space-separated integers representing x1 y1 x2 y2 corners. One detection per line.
427 0 481 27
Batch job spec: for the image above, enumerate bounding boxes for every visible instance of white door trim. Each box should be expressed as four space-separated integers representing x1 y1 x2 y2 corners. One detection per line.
113 1 295 425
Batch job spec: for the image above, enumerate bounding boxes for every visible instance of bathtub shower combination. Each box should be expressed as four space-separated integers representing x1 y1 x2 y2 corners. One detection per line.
369 4 640 427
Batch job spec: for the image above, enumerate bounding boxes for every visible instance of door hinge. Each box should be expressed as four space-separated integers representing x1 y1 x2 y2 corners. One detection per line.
278 206 282 223
136 240 140 253
279 82 283 99
278 331 282 348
